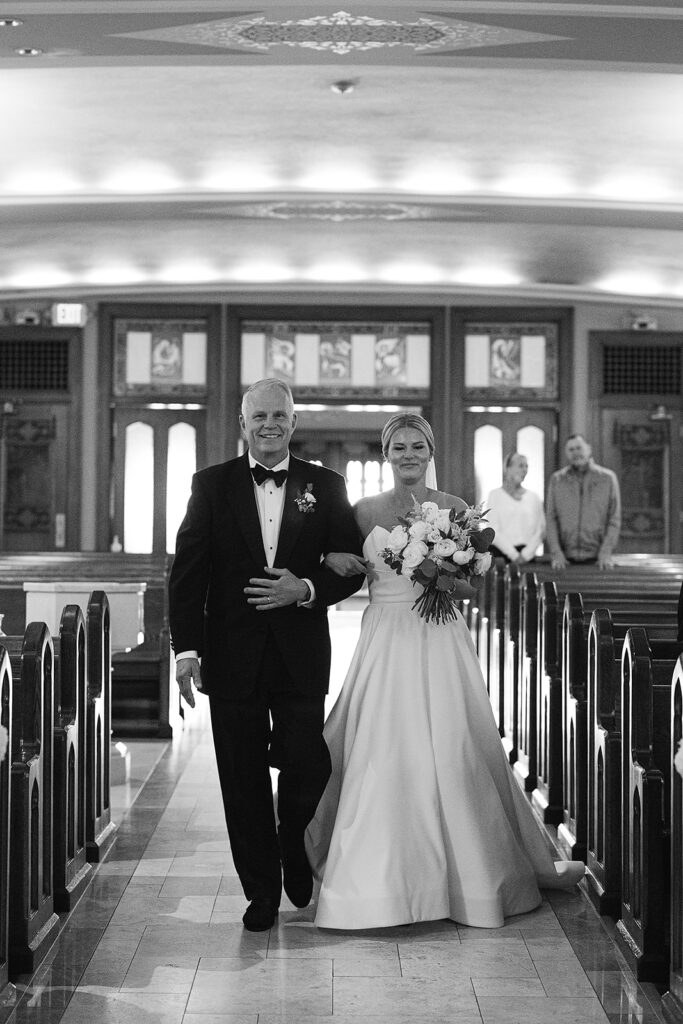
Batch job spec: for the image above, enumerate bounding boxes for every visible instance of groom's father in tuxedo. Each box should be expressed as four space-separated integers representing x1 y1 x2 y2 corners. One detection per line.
168 378 364 931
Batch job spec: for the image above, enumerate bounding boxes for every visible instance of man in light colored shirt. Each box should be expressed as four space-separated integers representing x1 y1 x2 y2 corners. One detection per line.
546 433 621 570
168 378 364 932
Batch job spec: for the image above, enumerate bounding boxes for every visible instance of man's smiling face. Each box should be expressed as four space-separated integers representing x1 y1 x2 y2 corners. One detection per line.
240 383 297 467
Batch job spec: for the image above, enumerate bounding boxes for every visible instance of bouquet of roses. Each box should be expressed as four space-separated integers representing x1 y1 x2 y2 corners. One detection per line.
380 498 495 625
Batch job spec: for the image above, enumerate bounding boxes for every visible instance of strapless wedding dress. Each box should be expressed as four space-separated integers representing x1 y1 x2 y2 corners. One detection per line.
305 526 583 930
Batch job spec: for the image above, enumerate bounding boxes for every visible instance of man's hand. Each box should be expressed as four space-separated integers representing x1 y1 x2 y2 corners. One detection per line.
176 657 202 708
245 567 309 610
324 552 370 577
551 552 568 570
598 554 615 570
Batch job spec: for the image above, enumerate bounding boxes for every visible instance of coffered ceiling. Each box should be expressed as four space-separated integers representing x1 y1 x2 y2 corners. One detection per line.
2 2 683 303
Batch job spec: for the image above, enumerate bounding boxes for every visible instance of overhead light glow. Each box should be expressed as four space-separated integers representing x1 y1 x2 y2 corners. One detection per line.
304 261 365 283
395 166 476 195
229 261 293 283
8 266 74 288
2 169 83 195
452 267 522 287
492 169 574 198
83 265 148 286
155 262 221 284
377 261 443 284
99 164 181 193
594 271 663 296
589 174 673 203
199 165 278 191
295 165 377 192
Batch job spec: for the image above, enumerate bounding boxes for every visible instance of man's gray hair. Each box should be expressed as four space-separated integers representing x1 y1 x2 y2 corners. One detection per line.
241 378 294 416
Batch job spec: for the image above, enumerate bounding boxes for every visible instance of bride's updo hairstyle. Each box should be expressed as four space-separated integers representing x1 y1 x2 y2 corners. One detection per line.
381 413 436 458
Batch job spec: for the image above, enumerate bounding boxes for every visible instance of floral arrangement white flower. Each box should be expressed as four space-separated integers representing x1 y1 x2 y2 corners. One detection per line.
295 483 316 513
380 497 495 624
675 738 683 780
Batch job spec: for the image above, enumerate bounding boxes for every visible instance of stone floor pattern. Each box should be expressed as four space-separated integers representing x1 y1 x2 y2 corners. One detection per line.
4 611 671 1024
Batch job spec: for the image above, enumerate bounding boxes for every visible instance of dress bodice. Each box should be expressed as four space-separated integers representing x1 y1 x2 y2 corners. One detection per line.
363 526 417 606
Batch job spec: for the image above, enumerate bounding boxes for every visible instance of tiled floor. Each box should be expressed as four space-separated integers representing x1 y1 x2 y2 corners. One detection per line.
4 608 671 1024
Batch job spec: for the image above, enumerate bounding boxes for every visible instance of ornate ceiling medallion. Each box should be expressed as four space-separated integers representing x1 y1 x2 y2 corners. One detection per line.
230 200 436 222
114 11 568 55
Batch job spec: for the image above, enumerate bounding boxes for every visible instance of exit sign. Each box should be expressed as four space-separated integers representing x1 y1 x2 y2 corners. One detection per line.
51 303 87 327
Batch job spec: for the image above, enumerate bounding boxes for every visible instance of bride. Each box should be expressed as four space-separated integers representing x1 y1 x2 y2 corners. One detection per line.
305 412 583 930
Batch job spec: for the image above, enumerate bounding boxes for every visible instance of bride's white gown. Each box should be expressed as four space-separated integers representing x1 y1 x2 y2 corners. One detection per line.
305 526 583 930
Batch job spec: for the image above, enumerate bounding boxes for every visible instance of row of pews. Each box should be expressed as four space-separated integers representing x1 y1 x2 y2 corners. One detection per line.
0 591 116 1008
465 556 683 1021
0 553 177 738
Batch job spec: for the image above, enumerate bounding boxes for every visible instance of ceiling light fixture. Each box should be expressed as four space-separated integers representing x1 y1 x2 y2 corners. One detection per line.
0 18 22 27
15 46 42 56
330 79 357 96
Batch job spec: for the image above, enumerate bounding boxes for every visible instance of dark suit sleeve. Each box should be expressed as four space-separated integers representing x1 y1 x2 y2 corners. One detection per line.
307 471 365 608
168 472 211 655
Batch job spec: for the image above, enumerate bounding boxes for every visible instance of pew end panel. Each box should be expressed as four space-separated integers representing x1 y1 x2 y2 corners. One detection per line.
52 605 93 912
513 572 540 794
585 609 623 918
0 649 13 1013
616 627 672 983
7 623 60 976
85 593 117 863
532 581 564 825
502 564 521 765
557 593 588 863
662 655 683 1024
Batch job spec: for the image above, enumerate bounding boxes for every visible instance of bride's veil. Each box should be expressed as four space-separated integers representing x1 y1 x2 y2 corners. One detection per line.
425 457 438 490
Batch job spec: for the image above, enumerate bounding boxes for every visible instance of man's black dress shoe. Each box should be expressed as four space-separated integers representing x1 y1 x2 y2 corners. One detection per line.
242 898 278 932
278 828 313 909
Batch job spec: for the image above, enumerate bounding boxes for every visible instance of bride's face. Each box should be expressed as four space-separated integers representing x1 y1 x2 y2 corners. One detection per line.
386 427 432 486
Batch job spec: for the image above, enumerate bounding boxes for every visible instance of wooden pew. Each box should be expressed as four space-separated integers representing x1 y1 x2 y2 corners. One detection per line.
7 622 60 975
111 624 180 739
502 563 521 763
513 571 539 792
532 581 564 824
53 606 93 911
0 649 13 1007
557 592 589 862
616 627 680 982
85 592 117 863
662 655 683 1024
486 560 507 736
475 561 497 687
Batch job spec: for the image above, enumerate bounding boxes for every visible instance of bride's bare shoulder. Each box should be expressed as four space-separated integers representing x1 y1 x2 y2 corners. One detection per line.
353 493 393 538
431 489 468 511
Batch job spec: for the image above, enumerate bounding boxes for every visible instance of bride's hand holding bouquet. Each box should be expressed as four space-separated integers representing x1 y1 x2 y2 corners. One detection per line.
381 498 495 624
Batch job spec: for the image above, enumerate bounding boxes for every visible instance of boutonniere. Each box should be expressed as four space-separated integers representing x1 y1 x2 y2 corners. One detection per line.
295 483 317 513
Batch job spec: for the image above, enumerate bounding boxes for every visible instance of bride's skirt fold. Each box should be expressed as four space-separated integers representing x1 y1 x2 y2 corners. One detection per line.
306 598 583 930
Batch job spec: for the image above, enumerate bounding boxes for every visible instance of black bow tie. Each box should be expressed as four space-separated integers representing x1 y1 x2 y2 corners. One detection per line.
251 464 288 488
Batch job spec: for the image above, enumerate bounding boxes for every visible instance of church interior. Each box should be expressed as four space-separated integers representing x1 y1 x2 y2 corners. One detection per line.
1 1 683 1021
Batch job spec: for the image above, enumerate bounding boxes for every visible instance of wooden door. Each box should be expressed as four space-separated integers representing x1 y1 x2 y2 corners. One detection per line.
463 408 558 508
601 407 680 554
112 408 206 553
0 403 75 551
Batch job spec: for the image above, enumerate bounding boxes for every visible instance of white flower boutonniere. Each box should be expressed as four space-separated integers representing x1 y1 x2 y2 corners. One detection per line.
295 483 316 513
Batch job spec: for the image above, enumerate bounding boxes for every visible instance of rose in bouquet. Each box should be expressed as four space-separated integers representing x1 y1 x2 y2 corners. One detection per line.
380 498 495 625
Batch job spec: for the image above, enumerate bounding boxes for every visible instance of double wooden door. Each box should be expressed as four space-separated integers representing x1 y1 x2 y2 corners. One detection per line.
462 408 558 507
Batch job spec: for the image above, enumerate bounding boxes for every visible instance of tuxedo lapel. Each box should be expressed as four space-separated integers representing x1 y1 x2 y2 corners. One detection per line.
225 454 266 566
274 458 309 567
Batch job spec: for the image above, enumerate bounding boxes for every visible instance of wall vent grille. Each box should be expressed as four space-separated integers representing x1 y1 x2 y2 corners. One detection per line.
603 345 681 395
0 339 70 391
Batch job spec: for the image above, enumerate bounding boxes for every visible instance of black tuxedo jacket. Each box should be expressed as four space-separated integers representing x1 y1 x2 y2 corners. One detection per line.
168 453 364 697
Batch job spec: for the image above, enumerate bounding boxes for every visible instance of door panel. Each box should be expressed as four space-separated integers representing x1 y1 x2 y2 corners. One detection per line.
0 404 72 551
463 409 558 507
291 434 390 502
601 408 678 554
